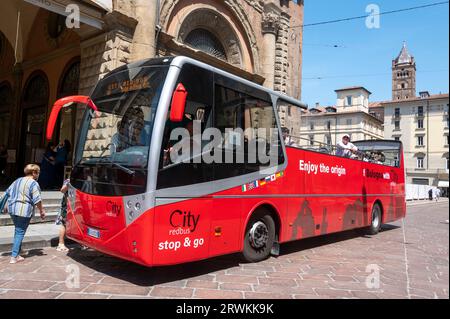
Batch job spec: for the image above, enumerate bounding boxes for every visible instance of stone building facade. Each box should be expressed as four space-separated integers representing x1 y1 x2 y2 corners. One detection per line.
0 0 304 183
383 43 449 189
293 87 384 149
383 93 449 187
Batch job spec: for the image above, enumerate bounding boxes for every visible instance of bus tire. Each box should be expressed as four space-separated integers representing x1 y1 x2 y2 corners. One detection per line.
367 203 382 235
242 211 276 263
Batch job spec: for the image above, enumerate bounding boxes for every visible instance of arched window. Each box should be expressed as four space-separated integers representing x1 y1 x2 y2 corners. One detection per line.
57 60 80 160
23 74 49 107
184 28 227 61
59 61 80 97
20 73 49 168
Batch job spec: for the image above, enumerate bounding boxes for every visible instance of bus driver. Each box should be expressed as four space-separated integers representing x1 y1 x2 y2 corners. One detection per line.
336 134 358 159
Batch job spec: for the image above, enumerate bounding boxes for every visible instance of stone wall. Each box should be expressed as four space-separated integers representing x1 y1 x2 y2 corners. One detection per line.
77 10 137 156
159 0 303 98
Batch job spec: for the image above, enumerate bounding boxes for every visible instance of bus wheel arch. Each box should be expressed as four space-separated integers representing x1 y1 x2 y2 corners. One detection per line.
366 200 383 235
241 204 280 263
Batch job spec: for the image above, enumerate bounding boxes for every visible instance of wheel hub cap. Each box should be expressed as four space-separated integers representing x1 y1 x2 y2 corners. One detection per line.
249 221 269 249
373 209 380 228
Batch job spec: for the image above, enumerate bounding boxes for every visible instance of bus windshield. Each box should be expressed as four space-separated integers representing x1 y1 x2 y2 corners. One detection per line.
71 66 169 196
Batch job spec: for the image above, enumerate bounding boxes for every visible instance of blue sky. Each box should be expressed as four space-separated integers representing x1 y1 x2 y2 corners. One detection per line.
300 0 449 107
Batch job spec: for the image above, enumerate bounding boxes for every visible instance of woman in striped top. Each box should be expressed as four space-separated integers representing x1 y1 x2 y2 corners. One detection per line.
4 164 46 264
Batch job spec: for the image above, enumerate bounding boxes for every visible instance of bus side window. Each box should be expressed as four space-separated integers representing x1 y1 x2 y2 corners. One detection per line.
214 79 284 180
156 64 214 190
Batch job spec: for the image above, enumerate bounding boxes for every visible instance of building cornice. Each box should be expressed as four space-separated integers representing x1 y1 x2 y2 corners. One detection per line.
302 110 384 123
381 94 449 106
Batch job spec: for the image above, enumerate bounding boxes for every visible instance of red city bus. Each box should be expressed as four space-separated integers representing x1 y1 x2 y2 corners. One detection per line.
47 56 406 266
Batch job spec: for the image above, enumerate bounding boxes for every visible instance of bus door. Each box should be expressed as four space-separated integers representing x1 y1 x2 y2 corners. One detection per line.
210 79 286 256
153 63 214 265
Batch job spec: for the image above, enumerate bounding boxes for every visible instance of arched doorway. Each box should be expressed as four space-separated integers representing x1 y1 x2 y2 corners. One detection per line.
56 59 80 164
19 72 49 170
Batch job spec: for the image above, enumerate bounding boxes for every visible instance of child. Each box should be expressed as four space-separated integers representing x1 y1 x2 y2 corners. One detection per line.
56 179 70 252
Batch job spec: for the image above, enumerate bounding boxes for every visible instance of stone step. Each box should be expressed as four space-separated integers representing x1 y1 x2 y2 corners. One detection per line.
0 223 62 253
0 211 60 227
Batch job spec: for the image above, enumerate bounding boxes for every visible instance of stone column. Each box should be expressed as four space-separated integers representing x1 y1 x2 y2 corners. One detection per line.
274 11 290 94
8 63 23 176
79 11 137 95
130 0 157 61
261 4 281 90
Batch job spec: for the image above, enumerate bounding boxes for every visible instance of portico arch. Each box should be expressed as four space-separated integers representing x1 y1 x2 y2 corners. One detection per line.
161 0 259 73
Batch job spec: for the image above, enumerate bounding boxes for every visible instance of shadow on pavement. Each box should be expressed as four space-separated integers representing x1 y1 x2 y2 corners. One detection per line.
26 248 47 257
281 224 400 255
67 248 242 286
66 223 401 287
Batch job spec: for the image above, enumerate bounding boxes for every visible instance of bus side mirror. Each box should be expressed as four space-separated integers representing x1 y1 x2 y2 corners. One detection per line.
46 95 98 140
170 83 187 122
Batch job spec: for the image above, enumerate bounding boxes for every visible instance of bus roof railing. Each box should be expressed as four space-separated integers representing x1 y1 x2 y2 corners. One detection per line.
285 134 401 167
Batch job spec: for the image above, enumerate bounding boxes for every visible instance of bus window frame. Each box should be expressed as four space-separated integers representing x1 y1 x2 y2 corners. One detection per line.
149 60 291 197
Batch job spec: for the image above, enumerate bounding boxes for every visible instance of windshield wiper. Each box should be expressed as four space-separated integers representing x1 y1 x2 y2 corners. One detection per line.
99 157 135 175
79 156 135 175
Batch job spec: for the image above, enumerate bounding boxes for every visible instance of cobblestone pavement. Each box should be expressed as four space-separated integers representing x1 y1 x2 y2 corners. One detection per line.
0 202 448 299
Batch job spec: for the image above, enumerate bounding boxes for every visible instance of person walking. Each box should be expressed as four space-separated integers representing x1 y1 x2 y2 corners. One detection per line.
4 164 46 264
435 188 441 202
56 178 70 252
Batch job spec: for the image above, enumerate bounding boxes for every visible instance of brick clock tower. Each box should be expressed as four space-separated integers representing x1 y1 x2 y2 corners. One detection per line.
392 42 416 100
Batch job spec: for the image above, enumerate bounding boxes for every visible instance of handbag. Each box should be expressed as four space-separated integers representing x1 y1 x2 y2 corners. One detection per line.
0 193 9 214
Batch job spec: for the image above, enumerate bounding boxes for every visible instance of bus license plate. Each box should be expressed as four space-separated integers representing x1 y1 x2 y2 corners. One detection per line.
87 227 100 239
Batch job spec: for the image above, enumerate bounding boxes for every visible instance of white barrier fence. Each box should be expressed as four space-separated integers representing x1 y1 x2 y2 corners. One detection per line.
406 184 439 201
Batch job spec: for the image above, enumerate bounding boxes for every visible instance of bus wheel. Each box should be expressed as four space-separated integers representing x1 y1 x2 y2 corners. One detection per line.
367 203 382 235
242 212 276 263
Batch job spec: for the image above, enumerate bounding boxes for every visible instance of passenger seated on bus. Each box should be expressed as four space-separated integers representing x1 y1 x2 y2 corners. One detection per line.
372 151 385 164
336 135 358 159
120 106 145 150
282 127 293 146
110 120 126 153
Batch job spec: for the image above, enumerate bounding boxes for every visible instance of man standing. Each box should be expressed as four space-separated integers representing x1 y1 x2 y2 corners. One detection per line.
336 135 358 158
